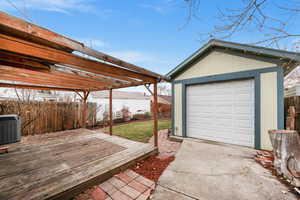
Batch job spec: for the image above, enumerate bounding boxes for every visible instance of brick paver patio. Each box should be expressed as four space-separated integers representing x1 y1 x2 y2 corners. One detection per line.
75 169 155 200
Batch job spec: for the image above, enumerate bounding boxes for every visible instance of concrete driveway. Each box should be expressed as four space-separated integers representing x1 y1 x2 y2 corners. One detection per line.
151 138 297 200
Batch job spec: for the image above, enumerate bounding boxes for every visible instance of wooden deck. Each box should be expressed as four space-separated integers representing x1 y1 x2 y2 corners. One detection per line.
0 129 156 200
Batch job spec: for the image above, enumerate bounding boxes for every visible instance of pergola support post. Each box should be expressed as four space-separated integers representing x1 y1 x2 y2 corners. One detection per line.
144 83 159 148
153 82 158 147
109 88 113 135
76 91 90 128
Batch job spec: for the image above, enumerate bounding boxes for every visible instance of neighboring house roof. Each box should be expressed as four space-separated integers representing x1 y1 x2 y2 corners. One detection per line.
167 39 300 79
91 90 150 100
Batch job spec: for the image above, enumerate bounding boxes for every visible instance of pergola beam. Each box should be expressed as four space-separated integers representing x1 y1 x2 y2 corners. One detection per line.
0 82 84 92
0 63 112 88
0 65 103 89
0 67 148 91
0 74 89 90
55 65 137 87
0 34 156 83
0 51 51 71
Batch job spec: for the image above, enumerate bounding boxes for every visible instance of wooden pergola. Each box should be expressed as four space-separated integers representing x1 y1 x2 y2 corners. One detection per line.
0 11 167 147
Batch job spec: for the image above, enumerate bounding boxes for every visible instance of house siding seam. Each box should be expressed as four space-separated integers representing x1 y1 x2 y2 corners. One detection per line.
172 66 283 150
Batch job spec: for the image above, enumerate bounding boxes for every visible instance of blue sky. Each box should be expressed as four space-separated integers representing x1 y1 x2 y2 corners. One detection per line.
0 0 250 74
1 0 300 92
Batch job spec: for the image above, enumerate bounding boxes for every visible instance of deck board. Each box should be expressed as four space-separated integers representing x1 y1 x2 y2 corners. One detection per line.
0 129 156 200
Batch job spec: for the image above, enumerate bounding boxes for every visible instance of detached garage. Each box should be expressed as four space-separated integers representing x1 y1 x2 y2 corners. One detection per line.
168 40 300 150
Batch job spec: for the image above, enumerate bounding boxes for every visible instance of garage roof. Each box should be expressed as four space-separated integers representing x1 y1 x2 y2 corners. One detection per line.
167 39 300 79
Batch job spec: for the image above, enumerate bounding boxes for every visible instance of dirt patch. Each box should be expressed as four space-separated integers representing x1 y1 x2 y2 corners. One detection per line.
131 155 175 182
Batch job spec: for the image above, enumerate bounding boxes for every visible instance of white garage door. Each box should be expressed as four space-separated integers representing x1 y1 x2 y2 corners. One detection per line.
186 79 255 147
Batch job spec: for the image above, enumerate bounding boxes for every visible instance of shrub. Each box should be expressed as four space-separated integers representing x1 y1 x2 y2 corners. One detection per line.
132 112 152 120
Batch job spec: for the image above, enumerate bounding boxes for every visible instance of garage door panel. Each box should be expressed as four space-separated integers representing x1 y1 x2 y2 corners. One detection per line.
188 113 216 119
214 113 234 119
186 79 255 147
215 106 233 113
234 107 253 114
188 119 214 125
187 107 214 113
215 119 234 125
215 94 234 100
235 122 253 129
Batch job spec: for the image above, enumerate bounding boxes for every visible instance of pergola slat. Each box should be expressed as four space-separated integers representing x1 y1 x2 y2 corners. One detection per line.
55 67 135 87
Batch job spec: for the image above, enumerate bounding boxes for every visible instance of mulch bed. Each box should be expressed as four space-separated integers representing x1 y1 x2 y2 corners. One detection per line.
131 155 175 182
254 151 274 170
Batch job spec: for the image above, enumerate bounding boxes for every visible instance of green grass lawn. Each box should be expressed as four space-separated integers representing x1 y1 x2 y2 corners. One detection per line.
104 120 171 143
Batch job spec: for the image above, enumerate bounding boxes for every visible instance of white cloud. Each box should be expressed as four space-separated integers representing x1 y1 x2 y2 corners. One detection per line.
107 50 155 63
140 4 167 14
106 50 175 75
0 0 98 14
140 0 177 14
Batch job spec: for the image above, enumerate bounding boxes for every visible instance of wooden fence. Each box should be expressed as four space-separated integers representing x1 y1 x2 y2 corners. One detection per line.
285 96 300 133
0 100 97 136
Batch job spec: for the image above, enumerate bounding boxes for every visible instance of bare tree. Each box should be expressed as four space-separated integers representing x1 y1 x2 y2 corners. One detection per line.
184 0 300 49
